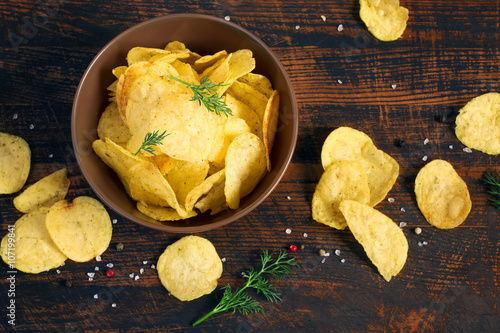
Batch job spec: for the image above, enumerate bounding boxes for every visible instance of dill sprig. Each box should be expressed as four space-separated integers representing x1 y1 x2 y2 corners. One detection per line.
134 130 169 156
192 250 297 327
167 75 233 117
481 170 500 210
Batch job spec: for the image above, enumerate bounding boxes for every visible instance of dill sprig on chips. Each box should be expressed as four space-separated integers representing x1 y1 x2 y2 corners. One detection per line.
192 250 297 327
134 130 169 156
167 75 233 117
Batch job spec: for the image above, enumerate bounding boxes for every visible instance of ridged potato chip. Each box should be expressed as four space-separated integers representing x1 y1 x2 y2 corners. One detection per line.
455 92 500 155
415 159 471 229
339 200 408 282
13 168 70 213
45 196 112 262
0 207 67 274
0 132 31 194
157 235 223 301
321 127 399 206
225 133 267 209
359 0 409 42
312 161 371 230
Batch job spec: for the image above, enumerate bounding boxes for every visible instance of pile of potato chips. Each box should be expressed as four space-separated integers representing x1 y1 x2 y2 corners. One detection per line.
312 127 406 281
0 151 112 273
359 0 409 42
157 235 223 301
93 41 280 222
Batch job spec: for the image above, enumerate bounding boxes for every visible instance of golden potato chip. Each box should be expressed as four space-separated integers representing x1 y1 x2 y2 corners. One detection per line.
312 161 371 230
137 202 196 221
226 80 268 120
359 0 409 42
0 207 67 274
45 196 112 262
157 235 223 301
208 49 256 96
170 59 200 85
209 117 252 166
192 50 228 74
126 46 189 66
0 132 31 194
455 92 500 155
225 133 267 209
339 200 408 282
321 127 399 206
195 179 227 215
13 168 70 213
224 94 263 139
185 169 225 212
112 66 127 79
262 90 280 171
238 73 273 98
97 102 132 146
164 41 201 64
414 159 472 229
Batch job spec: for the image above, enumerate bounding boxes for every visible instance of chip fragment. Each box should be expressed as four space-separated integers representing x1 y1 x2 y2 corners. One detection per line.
0 132 31 194
339 200 408 281
455 92 500 155
414 159 471 229
157 235 223 301
359 0 409 42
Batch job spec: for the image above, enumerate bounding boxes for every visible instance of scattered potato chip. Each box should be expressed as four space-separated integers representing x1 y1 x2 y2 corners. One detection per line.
455 92 500 155
339 200 408 282
225 133 267 209
312 161 371 230
157 235 223 301
45 196 112 262
321 127 399 206
0 132 31 194
359 0 409 42
414 159 472 229
0 207 67 274
13 168 70 213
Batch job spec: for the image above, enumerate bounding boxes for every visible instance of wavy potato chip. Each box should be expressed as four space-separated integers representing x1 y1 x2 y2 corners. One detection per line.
13 168 70 213
0 207 67 274
455 92 500 155
226 80 268 121
0 132 31 194
339 200 408 282
225 133 267 209
45 196 112 262
195 179 227 215
321 127 399 206
192 50 228 74
415 159 471 229
208 49 256 96
185 169 225 212
360 0 409 42
157 235 223 301
137 202 196 221
312 161 371 230
97 102 132 146
238 72 274 98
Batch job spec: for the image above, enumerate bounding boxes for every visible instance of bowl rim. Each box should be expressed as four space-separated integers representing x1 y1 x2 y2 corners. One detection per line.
71 13 298 233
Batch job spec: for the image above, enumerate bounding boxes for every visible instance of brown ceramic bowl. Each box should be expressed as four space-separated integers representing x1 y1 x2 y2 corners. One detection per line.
72 13 298 233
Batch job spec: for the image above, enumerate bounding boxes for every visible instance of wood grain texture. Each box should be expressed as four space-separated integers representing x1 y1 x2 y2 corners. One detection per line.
1 0 499 332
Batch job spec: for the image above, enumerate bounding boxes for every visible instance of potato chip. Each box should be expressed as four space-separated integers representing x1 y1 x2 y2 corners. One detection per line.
13 168 70 213
225 133 267 209
312 161 371 230
209 117 252 166
455 92 500 155
126 47 189 66
137 202 196 221
224 94 262 139
157 235 223 301
192 50 228 74
45 196 112 262
185 169 225 212
359 0 409 42
164 41 201 64
226 80 268 121
262 90 280 171
321 127 399 206
414 159 472 229
208 49 256 96
339 199 408 282
195 179 227 215
0 132 31 194
238 73 274 98
0 207 67 274
97 102 132 146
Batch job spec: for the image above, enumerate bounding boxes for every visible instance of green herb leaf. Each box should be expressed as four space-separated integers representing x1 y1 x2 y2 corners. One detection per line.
167 75 233 117
481 170 500 211
192 250 297 327
134 130 169 156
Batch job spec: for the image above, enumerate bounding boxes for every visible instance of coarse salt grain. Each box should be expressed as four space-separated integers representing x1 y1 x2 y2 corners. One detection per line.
340 259 345 263
134 275 140 281
338 79 343 84
423 241 428 245
335 249 340 256
129 273 134 278
388 198 395 203
221 257 226 263
56 270 61 274
49 154 53 158
422 155 428 161
95 267 99 271
337 24 344 32
285 228 292 234
224 16 230 21
324 252 330 257
94 294 98 299
400 207 406 212
418 242 423 247
321 258 326 264
303 232 308 238
87 272 95 278
95 255 102 262
140 268 144 274
414 227 422 235
29 124 34 130
449 145 454 149
112 219 117 224
286 196 291 200
106 263 114 268
111 303 116 308
88 277 93 281
60 262 65 267
321 15 326 21
391 84 397 89
13 113 18 120
295 25 300 30
399 222 407 227
424 138 429 145
151 264 156 269
463 147 473 153
143 261 148 265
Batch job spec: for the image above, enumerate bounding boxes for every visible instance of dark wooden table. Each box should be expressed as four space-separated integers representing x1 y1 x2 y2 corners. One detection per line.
1 1 499 332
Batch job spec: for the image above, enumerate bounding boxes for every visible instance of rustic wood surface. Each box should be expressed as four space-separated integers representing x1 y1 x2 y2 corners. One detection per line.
1 0 499 332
